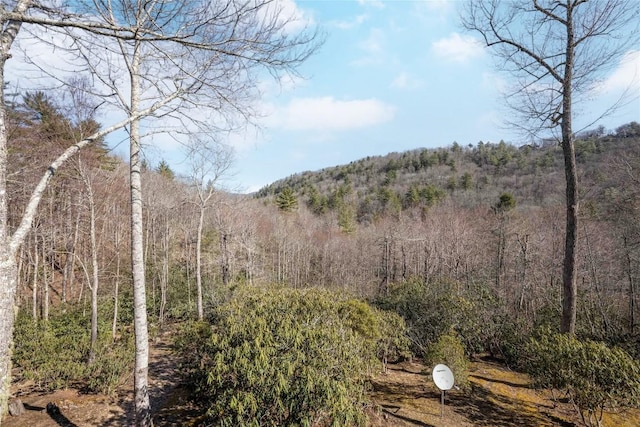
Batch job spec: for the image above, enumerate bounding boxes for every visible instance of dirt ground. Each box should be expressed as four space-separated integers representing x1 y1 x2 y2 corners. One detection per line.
3 345 639 426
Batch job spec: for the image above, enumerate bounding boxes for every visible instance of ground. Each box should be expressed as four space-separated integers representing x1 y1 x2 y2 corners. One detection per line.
3 337 639 426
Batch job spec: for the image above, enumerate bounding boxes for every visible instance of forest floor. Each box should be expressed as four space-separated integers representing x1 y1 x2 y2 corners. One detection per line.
3 335 640 427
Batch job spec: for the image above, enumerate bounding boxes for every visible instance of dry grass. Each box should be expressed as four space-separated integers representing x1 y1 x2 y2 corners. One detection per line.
4 356 639 426
369 358 640 427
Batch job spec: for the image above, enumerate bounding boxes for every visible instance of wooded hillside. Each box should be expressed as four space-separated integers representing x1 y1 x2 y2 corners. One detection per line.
6 87 640 425
10 91 640 361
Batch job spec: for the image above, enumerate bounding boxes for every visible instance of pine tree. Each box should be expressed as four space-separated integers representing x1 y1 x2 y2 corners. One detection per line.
276 187 298 213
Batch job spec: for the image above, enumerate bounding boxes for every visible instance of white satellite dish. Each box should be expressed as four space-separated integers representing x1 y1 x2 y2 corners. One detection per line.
432 364 455 391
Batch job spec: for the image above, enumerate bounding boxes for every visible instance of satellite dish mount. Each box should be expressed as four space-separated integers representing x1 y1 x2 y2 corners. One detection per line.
432 364 455 418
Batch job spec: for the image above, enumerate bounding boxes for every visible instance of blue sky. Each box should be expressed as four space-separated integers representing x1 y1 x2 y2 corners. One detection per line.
213 0 639 193
7 0 639 193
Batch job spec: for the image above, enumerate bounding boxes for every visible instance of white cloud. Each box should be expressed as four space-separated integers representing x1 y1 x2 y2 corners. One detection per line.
273 96 396 131
481 72 507 93
432 33 484 63
358 0 384 9
425 0 454 14
331 14 368 30
352 28 386 66
258 0 315 34
391 72 423 90
8 27 88 90
600 50 640 92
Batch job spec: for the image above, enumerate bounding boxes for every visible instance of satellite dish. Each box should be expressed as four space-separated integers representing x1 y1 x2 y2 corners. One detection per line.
432 364 454 391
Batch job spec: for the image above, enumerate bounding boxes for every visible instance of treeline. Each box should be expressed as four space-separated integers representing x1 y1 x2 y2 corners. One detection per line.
9 92 640 356
258 122 640 226
7 90 640 424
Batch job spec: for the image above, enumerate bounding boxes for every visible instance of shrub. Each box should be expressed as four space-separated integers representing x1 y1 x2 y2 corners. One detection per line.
376 278 502 356
493 316 531 369
175 286 409 427
524 328 640 427
13 306 134 394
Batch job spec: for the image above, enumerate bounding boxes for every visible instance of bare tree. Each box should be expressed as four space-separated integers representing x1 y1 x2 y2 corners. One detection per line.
462 0 639 333
76 160 100 364
185 137 234 320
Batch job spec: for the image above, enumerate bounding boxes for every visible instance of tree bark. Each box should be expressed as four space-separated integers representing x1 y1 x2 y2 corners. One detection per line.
129 42 152 427
196 206 204 321
0 2 29 415
84 171 99 364
560 3 577 334
112 219 121 340
31 234 38 321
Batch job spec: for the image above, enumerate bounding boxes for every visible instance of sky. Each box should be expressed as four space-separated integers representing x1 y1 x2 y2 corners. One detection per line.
214 0 640 193
7 0 640 194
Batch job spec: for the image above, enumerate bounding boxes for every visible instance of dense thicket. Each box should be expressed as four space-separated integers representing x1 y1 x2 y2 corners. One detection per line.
12 303 134 395
175 287 409 426
524 328 640 427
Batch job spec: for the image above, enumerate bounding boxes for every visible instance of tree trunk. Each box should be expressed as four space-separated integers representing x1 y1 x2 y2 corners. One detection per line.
65 199 82 302
159 218 169 326
0 0 27 411
560 5 578 335
86 176 99 364
32 233 38 321
129 42 152 427
196 206 205 320
624 235 636 333
42 241 49 321
220 232 230 287
112 238 120 340
185 230 192 311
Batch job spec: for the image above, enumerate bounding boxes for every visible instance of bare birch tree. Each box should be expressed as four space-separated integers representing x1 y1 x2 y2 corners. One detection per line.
462 0 640 334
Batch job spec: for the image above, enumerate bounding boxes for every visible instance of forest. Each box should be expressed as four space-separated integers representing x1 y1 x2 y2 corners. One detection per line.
1 1 640 426
5 87 640 426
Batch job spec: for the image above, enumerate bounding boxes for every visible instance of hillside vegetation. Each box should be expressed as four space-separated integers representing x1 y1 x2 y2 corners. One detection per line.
5 92 640 426
257 122 640 226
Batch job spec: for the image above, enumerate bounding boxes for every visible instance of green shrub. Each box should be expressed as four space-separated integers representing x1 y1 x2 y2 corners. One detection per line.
375 309 412 369
424 332 470 391
13 306 134 394
376 278 502 356
524 328 640 427
494 316 531 369
175 286 408 427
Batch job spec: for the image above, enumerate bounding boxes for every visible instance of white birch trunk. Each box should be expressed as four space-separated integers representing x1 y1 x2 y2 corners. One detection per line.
129 42 152 427
196 206 204 320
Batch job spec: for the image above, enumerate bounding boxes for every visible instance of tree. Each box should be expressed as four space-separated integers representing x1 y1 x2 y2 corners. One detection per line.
185 136 234 320
156 160 175 181
0 1 320 421
338 203 357 234
493 193 516 289
462 0 640 334
77 161 100 365
276 187 298 213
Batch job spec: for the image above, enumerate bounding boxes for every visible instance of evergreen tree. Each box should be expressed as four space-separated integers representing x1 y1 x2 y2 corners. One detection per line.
276 187 298 213
338 204 356 234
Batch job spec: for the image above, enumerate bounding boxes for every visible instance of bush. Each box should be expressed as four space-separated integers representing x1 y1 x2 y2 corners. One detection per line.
175 286 409 427
13 306 134 394
493 316 531 369
375 278 502 356
524 328 640 427
424 332 470 390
